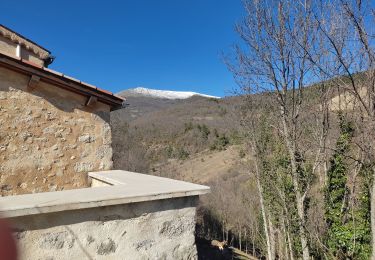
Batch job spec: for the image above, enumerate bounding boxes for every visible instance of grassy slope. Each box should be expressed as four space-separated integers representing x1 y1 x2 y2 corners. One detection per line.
111 95 244 175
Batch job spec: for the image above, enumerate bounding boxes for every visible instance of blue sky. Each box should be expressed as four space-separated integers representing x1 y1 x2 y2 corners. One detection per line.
2 1 244 97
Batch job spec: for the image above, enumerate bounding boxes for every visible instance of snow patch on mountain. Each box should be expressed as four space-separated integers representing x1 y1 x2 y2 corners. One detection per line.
119 87 220 100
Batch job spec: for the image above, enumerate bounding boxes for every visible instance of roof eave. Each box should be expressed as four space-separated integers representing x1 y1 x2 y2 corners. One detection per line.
0 53 125 111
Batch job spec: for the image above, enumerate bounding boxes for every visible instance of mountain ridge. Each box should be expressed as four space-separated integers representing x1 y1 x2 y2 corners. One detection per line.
118 87 220 100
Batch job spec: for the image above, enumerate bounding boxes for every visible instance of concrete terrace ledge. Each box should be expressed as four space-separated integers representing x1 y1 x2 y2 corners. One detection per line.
0 170 210 218
0 171 210 259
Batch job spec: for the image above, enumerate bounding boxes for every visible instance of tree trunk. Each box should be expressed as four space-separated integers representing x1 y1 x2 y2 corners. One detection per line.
292 164 310 260
281 115 310 260
245 228 248 254
281 217 288 260
286 227 294 260
239 226 242 251
253 227 256 256
222 220 225 241
371 170 375 260
268 215 276 259
255 168 273 260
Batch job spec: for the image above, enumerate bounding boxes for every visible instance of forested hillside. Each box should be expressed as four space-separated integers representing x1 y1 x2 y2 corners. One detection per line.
111 95 242 173
111 0 375 259
111 94 255 257
111 84 371 259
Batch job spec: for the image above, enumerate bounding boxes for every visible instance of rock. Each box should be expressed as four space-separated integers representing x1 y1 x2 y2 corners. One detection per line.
74 162 94 173
43 126 56 134
96 145 111 159
56 169 64 177
39 231 74 250
49 184 57 192
99 161 113 170
86 235 95 246
134 239 154 251
20 132 32 141
102 124 112 145
97 238 117 255
160 220 185 238
1 184 12 191
78 134 95 143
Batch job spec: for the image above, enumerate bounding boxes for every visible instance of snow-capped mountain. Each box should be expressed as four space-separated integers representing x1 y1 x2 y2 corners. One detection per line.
118 87 220 100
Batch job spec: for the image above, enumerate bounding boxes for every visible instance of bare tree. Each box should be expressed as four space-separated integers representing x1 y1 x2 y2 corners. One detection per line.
241 96 278 259
228 1 322 258
303 0 375 256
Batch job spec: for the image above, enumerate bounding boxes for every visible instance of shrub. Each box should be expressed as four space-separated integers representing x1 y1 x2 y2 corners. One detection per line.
165 145 174 158
184 122 194 132
197 124 210 139
239 149 246 158
210 134 230 151
176 147 190 160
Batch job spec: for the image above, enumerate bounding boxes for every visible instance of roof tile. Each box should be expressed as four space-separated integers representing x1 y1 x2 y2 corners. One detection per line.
43 67 63 77
62 74 81 84
80 81 97 90
96 87 113 95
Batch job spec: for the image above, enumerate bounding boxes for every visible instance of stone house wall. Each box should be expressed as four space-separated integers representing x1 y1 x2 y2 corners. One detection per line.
0 34 45 66
20 48 45 66
0 67 113 196
0 35 17 58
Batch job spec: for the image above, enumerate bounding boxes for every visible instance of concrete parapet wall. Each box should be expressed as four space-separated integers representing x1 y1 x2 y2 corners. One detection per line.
11 196 199 260
0 171 210 259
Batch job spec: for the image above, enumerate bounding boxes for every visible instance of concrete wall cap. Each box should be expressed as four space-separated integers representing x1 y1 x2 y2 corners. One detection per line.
0 170 210 218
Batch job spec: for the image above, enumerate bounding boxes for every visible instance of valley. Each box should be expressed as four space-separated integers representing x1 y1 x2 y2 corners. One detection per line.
111 89 256 259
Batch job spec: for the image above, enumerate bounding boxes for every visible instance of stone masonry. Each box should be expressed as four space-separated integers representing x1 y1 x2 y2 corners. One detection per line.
0 67 113 195
12 196 199 260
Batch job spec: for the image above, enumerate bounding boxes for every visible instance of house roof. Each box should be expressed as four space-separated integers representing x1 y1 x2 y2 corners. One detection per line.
0 52 125 110
0 25 51 60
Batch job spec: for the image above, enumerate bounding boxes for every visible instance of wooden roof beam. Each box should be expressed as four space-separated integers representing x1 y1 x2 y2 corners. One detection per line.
27 75 40 91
